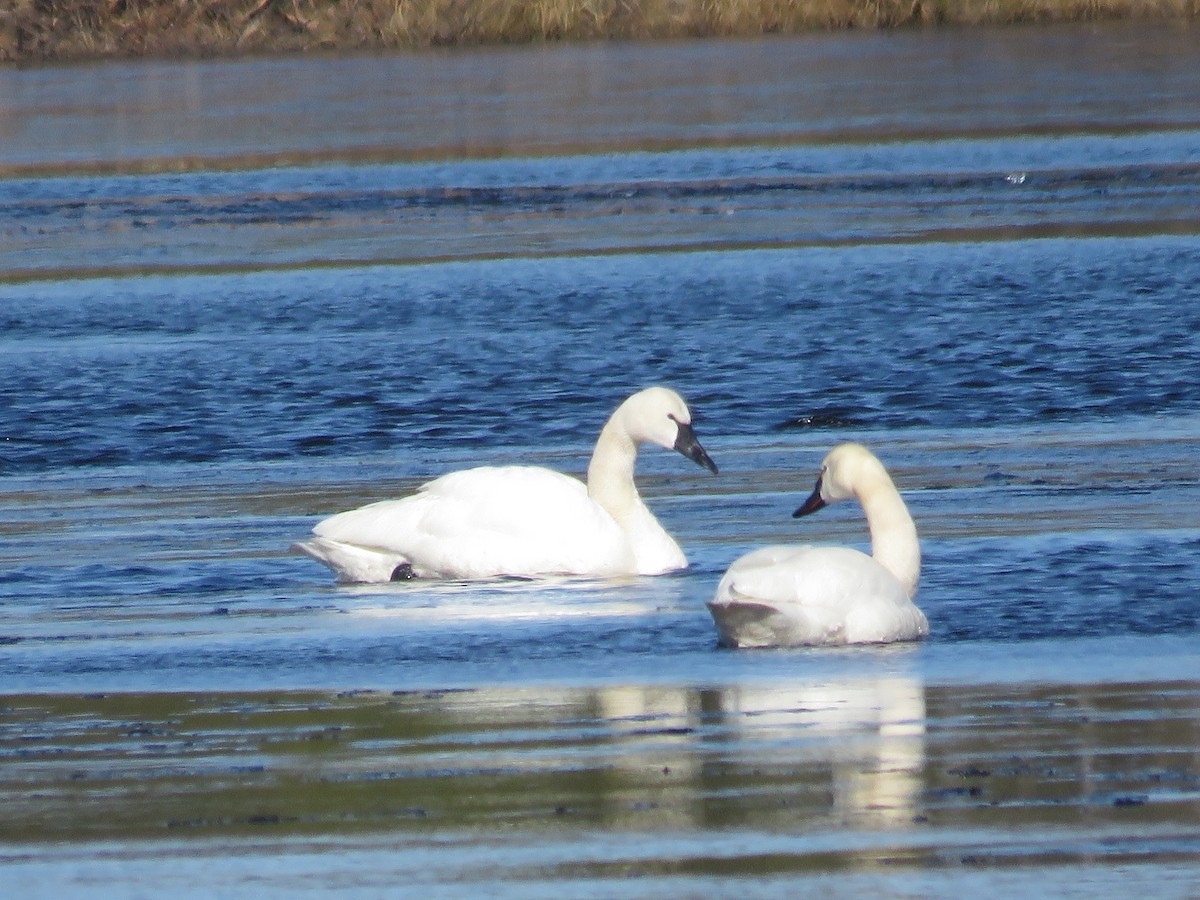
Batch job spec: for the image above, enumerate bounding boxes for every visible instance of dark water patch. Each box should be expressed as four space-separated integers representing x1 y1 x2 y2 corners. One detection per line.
776 407 868 430
8 162 1198 228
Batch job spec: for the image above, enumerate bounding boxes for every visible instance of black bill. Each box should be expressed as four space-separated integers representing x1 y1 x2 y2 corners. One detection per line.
793 477 827 518
673 422 719 474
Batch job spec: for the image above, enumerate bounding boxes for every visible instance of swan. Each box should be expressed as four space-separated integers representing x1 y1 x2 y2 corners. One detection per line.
295 386 719 582
707 442 927 648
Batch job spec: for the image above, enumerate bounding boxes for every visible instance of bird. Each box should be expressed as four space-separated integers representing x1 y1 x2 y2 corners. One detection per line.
707 442 927 648
294 386 718 582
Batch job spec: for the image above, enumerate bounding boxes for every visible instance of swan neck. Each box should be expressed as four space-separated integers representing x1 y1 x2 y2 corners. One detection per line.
858 474 921 597
585 412 687 574
586 418 641 521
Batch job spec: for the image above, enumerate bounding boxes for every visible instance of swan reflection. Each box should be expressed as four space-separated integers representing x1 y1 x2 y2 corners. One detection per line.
706 676 926 827
580 675 925 829
384 671 926 831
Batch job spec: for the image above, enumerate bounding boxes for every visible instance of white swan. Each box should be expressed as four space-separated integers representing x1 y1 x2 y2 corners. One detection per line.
707 443 927 648
295 386 718 582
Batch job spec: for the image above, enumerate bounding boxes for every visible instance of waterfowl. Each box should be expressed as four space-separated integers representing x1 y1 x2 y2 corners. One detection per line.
295 386 718 582
707 442 927 648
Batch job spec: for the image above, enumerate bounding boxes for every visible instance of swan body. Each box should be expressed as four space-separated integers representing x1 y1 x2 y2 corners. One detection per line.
708 443 927 648
296 387 718 582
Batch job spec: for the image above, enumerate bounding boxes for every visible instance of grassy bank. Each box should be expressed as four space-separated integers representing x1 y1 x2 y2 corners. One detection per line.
2 0 1196 63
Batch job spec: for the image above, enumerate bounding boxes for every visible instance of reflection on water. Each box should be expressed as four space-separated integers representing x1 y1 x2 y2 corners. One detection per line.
0 676 930 842
4 24 1200 171
702 679 925 828
3 23 1200 282
2 677 1198 892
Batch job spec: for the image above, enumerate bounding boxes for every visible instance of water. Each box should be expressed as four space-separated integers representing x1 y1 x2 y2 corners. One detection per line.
2 22 1200 895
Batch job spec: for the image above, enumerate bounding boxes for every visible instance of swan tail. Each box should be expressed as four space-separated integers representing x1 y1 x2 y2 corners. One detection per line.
706 596 795 649
293 536 411 584
707 584 847 648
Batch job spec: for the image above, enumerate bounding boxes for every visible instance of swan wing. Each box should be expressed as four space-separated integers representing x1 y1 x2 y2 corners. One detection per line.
311 466 634 579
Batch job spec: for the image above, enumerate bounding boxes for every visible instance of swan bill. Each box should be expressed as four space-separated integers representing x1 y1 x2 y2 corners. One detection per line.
673 422 719 474
793 478 827 518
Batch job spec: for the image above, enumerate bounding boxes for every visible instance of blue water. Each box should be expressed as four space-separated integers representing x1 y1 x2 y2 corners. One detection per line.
5 237 1199 467
4 24 1200 897
2 24 1200 695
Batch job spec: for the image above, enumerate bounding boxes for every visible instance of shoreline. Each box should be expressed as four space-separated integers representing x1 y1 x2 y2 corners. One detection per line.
2 0 1196 65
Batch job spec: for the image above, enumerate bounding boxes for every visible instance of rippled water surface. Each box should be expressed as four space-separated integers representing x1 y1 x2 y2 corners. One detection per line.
2 21 1200 895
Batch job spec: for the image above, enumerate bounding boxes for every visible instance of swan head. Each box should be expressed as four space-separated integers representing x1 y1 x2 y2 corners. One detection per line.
793 442 884 517
616 387 719 473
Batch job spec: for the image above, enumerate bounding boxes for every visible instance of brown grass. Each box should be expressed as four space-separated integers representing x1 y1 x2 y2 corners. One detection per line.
1 0 1195 63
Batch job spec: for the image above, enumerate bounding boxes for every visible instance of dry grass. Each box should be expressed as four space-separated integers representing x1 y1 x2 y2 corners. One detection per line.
1 0 1196 63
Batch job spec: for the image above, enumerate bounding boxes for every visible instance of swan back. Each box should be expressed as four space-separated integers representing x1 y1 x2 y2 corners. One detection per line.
307 466 634 579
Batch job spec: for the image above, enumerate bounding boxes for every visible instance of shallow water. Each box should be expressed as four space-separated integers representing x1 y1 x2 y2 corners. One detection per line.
2 21 1200 895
